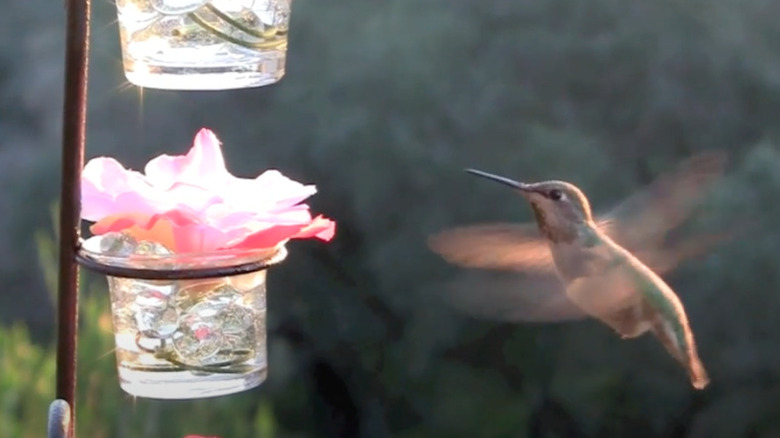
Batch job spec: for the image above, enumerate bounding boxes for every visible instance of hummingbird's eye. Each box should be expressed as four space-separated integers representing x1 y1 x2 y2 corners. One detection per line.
548 189 563 201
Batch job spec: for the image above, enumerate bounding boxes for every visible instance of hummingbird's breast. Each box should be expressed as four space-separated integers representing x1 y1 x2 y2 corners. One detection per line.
546 223 616 282
547 242 611 282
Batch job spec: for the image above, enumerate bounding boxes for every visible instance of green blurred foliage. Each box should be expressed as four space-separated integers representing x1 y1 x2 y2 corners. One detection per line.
2 0 780 436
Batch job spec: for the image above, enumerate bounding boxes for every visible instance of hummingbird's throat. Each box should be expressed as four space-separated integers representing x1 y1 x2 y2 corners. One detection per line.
529 203 578 244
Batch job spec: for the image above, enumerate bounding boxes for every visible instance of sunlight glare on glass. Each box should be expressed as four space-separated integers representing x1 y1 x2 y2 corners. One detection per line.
97 346 118 361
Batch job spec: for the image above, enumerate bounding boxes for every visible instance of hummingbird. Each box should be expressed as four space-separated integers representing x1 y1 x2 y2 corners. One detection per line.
428 152 730 389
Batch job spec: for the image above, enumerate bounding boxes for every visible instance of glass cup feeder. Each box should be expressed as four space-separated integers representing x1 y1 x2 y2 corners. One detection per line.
80 232 287 399
116 0 292 90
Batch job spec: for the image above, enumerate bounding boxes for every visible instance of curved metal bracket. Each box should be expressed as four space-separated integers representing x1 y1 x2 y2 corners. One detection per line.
75 244 288 280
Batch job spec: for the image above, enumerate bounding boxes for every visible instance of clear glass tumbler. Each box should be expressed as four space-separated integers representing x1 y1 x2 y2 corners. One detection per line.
115 0 292 90
82 234 286 399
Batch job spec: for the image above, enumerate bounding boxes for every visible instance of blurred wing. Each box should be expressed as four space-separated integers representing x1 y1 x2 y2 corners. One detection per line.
599 150 727 251
427 223 556 273
631 231 736 274
436 270 588 322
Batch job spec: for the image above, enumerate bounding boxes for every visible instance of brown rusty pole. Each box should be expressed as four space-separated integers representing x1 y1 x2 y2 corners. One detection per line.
56 0 91 436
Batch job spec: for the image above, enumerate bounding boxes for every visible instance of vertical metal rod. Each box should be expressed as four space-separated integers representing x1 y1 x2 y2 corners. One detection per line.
56 0 91 436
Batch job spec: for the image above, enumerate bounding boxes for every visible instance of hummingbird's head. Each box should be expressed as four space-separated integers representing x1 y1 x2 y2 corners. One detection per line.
465 169 594 241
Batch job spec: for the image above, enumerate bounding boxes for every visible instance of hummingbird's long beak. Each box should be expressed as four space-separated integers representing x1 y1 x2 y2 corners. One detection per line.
464 168 532 192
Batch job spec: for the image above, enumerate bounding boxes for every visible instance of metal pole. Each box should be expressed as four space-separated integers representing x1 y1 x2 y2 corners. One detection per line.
56 0 91 435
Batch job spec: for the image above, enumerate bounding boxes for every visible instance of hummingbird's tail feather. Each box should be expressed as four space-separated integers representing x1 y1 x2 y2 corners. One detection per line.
684 327 710 390
688 357 710 390
650 318 710 390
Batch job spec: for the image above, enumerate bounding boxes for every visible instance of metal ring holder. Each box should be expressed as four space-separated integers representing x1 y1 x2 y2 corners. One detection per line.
75 241 289 280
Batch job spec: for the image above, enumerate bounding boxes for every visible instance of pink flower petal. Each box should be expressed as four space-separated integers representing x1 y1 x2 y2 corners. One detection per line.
224 224 309 250
225 216 336 250
144 128 228 190
165 182 224 213
91 214 148 236
82 157 130 192
143 210 258 252
81 158 159 220
220 170 318 212
298 215 337 241
82 128 336 253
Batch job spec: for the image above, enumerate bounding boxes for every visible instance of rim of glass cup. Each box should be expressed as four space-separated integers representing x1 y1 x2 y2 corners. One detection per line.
76 236 288 280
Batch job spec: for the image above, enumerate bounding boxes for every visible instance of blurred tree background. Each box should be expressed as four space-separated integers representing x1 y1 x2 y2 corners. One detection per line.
2 0 780 436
